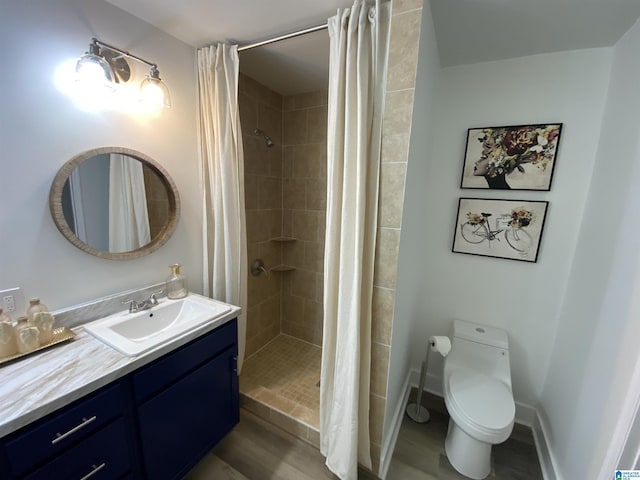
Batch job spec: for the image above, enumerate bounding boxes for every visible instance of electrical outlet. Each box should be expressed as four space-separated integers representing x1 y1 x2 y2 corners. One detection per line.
0 288 26 317
3 295 15 311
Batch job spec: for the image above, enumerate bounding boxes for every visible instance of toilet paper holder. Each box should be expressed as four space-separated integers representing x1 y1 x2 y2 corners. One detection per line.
406 335 451 423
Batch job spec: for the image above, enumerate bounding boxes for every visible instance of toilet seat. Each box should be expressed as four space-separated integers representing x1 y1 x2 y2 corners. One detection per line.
445 369 514 443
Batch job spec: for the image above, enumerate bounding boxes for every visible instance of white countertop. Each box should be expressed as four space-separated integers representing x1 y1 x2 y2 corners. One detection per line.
0 298 240 438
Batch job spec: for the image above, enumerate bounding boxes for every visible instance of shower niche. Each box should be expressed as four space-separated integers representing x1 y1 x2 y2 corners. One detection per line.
269 236 297 272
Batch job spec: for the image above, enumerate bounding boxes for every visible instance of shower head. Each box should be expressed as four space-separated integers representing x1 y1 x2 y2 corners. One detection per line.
254 128 275 148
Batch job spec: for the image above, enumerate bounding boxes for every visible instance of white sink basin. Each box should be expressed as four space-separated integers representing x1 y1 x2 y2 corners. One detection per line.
84 294 232 356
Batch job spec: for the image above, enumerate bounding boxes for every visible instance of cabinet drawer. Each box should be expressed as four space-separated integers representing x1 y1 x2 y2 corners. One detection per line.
5 384 124 477
24 418 130 480
133 319 237 403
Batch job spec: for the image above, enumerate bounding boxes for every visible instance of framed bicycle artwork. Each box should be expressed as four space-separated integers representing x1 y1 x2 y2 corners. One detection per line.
460 123 562 191
452 198 549 263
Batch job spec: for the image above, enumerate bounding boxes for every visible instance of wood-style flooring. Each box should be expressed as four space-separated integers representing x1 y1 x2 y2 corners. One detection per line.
184 396 543 480
185 409 336 480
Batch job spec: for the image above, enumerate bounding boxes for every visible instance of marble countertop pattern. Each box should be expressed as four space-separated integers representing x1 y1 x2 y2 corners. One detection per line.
0 291 240 438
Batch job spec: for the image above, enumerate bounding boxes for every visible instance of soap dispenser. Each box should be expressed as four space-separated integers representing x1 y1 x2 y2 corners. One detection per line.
166 264 188 299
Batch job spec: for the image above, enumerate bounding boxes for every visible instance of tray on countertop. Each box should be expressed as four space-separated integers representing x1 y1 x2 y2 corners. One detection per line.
0 327 76 366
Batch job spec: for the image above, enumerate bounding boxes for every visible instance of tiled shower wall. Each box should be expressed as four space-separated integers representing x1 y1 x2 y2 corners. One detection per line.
369 0 425 474
281 92 328 347
239 74 284 357
239 74 329 354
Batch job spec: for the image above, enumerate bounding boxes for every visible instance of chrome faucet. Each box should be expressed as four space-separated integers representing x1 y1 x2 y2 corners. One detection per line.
121 290 163 313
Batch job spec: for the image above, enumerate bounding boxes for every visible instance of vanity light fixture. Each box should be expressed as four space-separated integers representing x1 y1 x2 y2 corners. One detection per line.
76 38 171 108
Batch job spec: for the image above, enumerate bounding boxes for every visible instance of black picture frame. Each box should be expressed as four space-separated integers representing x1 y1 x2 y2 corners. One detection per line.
452 197 549 263
460 123 562 191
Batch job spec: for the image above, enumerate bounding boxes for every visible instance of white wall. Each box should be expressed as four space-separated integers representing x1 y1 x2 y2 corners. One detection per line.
0 0 201 311
385 0 440 438
540 16 640 478
402 47 612 411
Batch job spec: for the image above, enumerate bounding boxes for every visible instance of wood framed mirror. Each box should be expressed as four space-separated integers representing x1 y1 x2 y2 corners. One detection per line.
49 147 180 260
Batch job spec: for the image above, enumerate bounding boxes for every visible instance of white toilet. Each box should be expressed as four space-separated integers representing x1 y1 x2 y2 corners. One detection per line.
442 320 515 479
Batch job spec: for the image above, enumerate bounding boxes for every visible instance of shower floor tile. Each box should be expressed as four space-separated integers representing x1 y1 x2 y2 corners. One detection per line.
240 334 321 430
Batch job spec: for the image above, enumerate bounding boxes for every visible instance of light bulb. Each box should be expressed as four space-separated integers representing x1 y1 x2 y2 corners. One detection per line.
76 51 115 93
77 61 109 85
139 76 171 109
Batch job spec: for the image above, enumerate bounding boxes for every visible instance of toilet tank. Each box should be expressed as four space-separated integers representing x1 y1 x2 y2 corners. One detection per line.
453 319 509 349
445 320 512 388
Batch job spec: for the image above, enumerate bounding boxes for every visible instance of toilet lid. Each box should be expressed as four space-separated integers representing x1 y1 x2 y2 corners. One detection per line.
448 370 515 431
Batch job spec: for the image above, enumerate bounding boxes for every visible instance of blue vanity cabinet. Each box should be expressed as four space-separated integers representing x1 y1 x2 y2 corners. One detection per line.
133 319 239 480
0 318 239 480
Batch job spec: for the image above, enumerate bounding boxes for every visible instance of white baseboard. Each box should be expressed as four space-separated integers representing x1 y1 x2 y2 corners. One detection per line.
515 402 536 427
532 412 562 480
379 371 412 480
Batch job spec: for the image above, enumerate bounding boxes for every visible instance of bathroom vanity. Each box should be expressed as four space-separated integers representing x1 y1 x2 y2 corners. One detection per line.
0 293 239 480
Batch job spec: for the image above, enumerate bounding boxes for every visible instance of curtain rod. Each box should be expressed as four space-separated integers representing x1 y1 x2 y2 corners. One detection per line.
238 23 328 52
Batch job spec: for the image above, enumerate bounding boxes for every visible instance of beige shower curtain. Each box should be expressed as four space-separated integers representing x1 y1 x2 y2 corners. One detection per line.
197 43 248 373
320 1 390 479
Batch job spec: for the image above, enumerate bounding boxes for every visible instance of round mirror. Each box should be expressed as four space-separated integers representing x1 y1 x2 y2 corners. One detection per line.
49 147 180 260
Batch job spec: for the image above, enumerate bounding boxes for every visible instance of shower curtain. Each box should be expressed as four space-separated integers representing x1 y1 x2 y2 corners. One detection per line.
320 1 390 479
108 153 151 252
197 44 248 373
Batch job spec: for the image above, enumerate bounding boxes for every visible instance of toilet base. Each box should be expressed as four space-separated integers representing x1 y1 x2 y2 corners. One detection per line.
444 419 492 479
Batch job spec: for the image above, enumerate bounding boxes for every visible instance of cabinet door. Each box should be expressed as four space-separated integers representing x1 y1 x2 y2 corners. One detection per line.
136 346 239 480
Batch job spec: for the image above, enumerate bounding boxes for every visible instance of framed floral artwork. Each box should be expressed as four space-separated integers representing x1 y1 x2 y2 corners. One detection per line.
460 123 562 190
452 198 549 262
